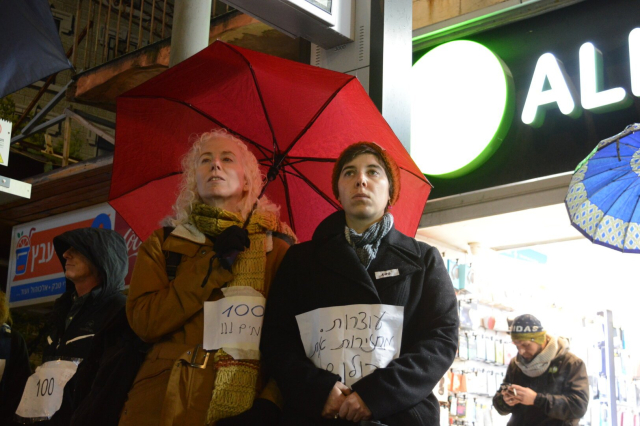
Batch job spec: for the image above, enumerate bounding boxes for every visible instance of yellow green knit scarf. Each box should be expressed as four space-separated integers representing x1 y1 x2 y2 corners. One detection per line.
189 204 295 424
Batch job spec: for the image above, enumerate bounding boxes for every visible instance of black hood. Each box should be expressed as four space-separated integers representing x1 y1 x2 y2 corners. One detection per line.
53 227 128 296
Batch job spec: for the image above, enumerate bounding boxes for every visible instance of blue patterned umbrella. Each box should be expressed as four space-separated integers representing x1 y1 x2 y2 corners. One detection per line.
565 124 640 253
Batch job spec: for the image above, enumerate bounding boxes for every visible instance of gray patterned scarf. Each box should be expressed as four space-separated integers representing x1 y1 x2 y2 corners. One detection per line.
344 213 394 268
515 335 567 378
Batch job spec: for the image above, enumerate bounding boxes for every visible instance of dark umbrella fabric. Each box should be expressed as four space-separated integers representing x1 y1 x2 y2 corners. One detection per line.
565 123 640 253
0 0 72 98
110 41 431 242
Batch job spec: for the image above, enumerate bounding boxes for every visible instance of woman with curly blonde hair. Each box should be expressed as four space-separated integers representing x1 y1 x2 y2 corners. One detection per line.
121 129 295 426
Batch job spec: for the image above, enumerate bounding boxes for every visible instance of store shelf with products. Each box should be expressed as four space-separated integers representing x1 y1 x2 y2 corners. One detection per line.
583 311 640 426
432 246 640 425
434 293 516 426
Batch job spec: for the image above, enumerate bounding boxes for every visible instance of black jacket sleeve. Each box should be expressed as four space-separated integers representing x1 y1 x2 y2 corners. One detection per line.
493 361 517 415
350 246 459 419
533 357 589 420
0 330 32 425
261 249 342 418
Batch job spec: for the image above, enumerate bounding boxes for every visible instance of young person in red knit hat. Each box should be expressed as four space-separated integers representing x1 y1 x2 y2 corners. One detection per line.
261 142 459 425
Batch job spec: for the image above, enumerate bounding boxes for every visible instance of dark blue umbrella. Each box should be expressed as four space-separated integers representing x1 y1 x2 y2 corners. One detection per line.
565 124 640 253
0 0 72 99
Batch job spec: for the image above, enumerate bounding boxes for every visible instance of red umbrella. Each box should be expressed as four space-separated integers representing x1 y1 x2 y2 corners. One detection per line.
109 41 431 242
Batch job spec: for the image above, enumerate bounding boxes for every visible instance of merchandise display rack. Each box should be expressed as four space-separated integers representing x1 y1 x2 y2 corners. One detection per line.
583 310 640 426
436 293 515 426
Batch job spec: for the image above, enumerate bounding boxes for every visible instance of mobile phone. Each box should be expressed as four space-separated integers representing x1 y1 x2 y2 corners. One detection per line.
501 383 517 395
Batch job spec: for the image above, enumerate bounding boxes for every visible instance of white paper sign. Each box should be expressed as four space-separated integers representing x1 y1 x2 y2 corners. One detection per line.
296 304 404 387
203 287 266 360
0 118 11 167
16 360 79 421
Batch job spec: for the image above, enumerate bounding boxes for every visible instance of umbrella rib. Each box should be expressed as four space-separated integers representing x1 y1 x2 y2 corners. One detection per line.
281 77 356 157
626 181 640 239
222 43 279 153
111 171 182 200
401 166 432 185
121 95 275 160
285 157 429 184
587 174 636 233
288 164 341 210
285 157 336 166
584 168 636 197
279 171 296 234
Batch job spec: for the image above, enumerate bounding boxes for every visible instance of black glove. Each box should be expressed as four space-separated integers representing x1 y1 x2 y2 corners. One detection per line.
216 398 281 426
212 226 250 271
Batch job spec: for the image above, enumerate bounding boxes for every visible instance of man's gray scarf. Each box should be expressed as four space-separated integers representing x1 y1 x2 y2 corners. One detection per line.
344 213 394 268
515 335 568 378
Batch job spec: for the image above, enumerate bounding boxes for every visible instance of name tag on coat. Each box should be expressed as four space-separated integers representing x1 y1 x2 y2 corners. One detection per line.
375 269 399 279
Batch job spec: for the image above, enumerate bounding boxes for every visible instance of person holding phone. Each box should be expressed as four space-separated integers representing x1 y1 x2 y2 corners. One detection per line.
493 314 589 425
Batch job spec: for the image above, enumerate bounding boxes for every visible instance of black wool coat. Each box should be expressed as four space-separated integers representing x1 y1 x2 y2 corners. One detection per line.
261 212 459 426
0 326 32 426
70 307 150 426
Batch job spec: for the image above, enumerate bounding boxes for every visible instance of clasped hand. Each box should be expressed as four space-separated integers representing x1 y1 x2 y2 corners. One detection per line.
322 382 372 422
501 384 537 406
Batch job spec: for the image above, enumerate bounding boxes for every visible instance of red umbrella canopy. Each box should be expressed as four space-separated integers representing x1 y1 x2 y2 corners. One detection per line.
110 41 431 242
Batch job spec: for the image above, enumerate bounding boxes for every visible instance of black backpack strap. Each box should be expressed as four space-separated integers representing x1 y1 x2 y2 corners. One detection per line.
272 231 295 247
162 227 182 281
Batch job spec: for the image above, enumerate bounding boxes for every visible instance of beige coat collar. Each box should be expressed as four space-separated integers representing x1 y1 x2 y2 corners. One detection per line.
171 223 207 244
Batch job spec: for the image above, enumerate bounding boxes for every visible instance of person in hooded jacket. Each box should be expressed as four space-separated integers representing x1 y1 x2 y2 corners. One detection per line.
36 227 128 425
260 142 459 426
493 314 589 426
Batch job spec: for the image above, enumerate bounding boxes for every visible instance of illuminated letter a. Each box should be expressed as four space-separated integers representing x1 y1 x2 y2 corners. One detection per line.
522 53 581 127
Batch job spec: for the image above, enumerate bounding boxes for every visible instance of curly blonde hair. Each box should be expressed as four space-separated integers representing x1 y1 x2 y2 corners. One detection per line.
164 129 280 226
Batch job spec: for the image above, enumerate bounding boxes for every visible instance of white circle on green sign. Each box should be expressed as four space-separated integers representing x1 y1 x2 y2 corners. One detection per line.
411 40 515 178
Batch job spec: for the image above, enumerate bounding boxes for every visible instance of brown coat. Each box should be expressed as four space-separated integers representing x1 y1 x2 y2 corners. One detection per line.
119 223 289 426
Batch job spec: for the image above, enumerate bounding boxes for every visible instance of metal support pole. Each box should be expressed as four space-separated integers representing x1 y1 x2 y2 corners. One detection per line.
11 115 67 145
115 0 123 55
21 81 74 135
149 0 156 43
93 0 103 64
62 117 71 167
137 0 144 49
369 0 412 151
83 0 94 69
169 0 212 67
126 0 134 52
600 310 618 426
310 1 412 152
161 0 168 38
72 0 83 67
102 0 113 62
